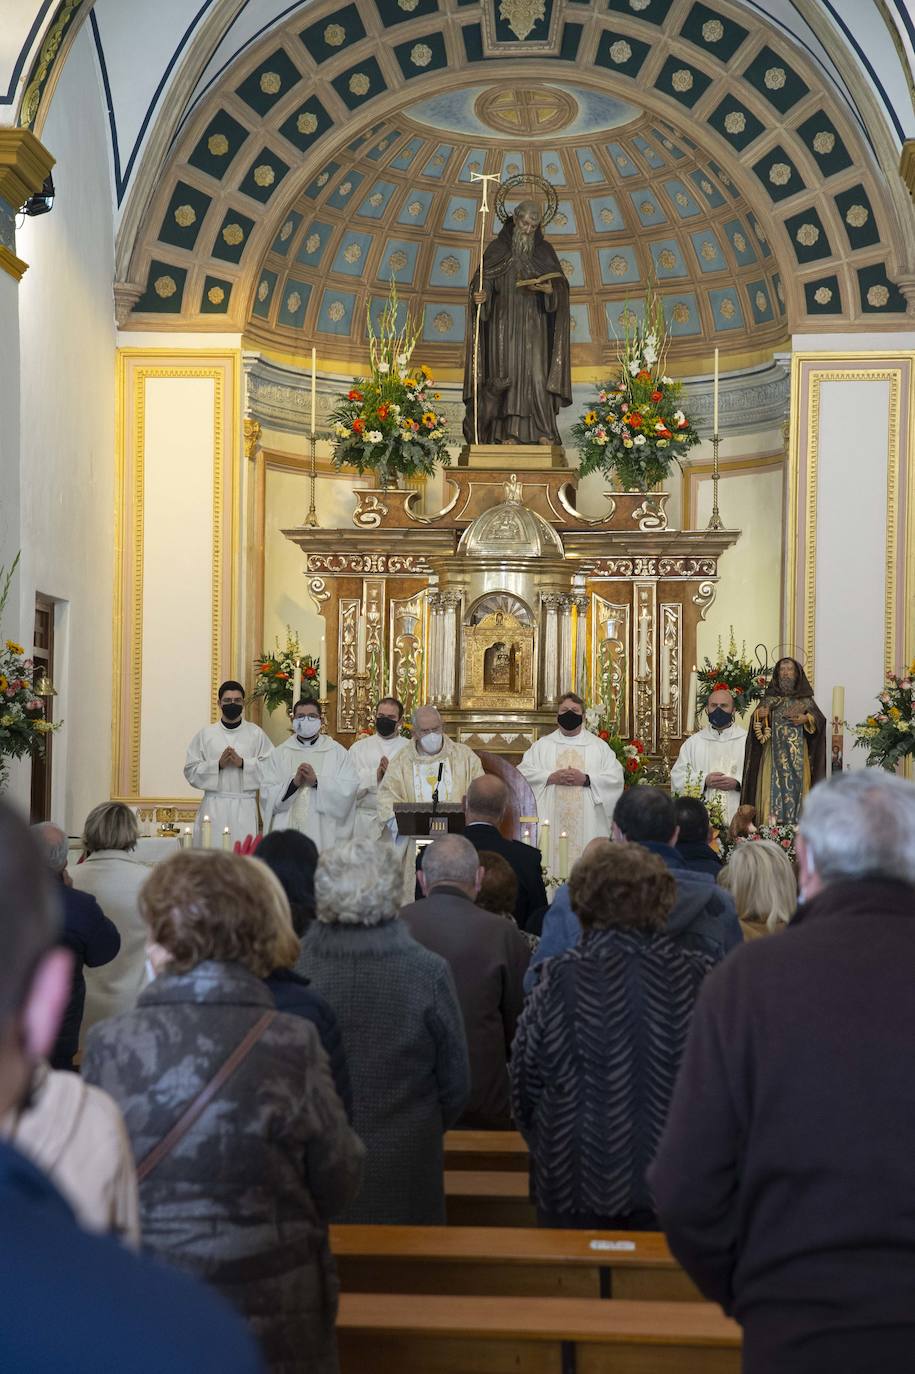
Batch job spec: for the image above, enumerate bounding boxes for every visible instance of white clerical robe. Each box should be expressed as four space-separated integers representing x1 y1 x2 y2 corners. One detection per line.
377 735 485 897
348 731 410 839
670 722 748 823
518 728 624 871
262 734 358 849
183 720 274 846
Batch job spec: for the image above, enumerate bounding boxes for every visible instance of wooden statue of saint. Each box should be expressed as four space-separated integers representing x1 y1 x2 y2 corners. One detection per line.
462 199 572 446
741 657 827 825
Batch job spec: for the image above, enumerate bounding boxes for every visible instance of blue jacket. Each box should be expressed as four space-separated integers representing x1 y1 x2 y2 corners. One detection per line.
52 882 121 1069
524 842 741 993
0 1139 264 1372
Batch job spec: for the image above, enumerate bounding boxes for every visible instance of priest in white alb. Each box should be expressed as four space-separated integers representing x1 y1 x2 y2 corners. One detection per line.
670 684 747 823
518 691 624 871
184 680 274 846
377 703 484 898
347 695 410 839
262 698 358 848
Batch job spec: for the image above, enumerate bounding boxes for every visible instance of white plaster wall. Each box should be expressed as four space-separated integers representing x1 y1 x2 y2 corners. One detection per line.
262 463 327 746
16 25 116 831
139 377 216 795
694 466 783 677
0 270 21 604
813 379 890 766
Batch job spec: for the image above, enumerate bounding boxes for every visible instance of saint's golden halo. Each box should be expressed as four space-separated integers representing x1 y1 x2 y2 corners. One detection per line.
495 173 559 226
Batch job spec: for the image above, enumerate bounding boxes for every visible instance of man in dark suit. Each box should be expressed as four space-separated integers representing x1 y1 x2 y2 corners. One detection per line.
400 834 530 1129
33 823 120 1069
463 775 548 934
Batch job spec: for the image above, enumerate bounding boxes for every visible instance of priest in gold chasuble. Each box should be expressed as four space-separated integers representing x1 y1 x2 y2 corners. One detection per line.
742 658 827 825
377 705 484 898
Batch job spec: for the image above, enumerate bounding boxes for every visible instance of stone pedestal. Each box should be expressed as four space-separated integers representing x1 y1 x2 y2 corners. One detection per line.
459 443 567 469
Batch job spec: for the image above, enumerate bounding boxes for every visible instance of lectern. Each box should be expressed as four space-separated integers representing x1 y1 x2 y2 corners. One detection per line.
393 802 465 866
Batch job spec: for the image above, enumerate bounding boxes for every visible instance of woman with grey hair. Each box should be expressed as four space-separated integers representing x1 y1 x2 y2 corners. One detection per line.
71 803 150 1041
300 837 470 1224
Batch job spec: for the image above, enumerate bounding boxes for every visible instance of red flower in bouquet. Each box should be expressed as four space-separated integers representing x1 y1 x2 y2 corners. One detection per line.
628 412 643 428
377 403 389 419
650 390 663 402
352 417 365 434
348 389 363 402
637 369 651 381
631 738 645 753
303 666 317 680
626 757 640 773
598 729 610 741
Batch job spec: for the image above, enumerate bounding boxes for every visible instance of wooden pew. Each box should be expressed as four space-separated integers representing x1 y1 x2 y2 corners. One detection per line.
444 1129 529 1173
332 1223 701 1301
445 1169 536 1227
337 1293 741 1373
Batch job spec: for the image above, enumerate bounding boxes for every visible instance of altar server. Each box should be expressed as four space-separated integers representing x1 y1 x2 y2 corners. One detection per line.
377 704 484 897
262 698 358 848
183 681 273 846
670 685 747 824
519 691 623 872
348 697 410 839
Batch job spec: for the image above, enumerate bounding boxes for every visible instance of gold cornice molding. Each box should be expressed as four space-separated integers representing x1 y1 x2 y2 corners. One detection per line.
0 129 55 214
0 244 29 282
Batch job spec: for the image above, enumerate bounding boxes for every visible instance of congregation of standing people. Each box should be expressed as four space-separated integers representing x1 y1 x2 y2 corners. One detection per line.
3 681 915 1374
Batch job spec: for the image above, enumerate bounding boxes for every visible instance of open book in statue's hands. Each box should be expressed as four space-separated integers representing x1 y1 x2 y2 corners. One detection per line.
515 272 562 288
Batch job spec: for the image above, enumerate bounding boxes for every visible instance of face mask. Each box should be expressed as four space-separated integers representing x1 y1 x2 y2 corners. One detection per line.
420 731 443 755
557 710 581 731
294 716 321 739
376 716 398 738
708 707 733 729
221 702 244 721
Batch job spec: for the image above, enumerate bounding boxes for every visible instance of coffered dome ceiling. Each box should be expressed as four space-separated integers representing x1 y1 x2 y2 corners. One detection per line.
113 0 914 366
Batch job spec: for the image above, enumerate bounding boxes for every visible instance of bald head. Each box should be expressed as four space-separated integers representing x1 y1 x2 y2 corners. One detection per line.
420 834 483 899
32 823 69 875
466 775 508 826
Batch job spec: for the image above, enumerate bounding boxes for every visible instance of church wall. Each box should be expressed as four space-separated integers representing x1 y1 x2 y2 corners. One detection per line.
0 269 21 614
788 341 915 760
16 25 116 831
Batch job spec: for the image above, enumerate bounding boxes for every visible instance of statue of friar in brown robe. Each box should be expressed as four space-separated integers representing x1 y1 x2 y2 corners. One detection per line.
462 200 572 446
741 656 828 825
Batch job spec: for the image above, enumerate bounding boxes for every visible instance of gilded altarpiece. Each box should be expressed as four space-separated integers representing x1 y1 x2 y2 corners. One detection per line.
284 464 738 757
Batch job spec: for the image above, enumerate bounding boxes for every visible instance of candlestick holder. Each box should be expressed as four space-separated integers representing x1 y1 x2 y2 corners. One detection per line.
303 432 319 528
658 703 675 782
634 672 652 751
707 431 724 531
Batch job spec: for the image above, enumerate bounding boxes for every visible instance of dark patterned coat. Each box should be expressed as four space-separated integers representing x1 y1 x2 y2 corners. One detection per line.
82 960 364 1374
511 927 709 1226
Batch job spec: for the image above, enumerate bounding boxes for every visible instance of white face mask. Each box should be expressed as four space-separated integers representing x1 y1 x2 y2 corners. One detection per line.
294 716 321 740
419 731 443 755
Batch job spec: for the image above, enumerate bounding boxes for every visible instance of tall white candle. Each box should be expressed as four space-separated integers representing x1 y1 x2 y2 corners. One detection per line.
222 827 231 851
638 610 649 679
307 343 315 434
180 826 191 850
319 630 327 699
539 818 550 862
832 685 845 723
686 666 698 728
558 831 569 882
292 660 302 707
661 646 671 707
201 815 211 849
713 347 719 435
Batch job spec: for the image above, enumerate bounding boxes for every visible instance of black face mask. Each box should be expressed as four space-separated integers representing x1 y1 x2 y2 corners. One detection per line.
557 710 582 731
708 706 733 729
375 716 398 738
221 702 244 722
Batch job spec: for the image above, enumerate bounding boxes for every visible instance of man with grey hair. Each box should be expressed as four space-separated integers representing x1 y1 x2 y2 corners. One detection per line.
32 823 120 1070
400 834 530 1129
377 704 484 898
650 770 915 1373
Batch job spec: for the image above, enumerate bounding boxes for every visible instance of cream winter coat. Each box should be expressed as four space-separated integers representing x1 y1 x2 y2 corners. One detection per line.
0 1062 140 1245
71 849 150 1041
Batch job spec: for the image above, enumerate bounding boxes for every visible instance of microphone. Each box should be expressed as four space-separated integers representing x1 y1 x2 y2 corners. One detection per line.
431 760 444 816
